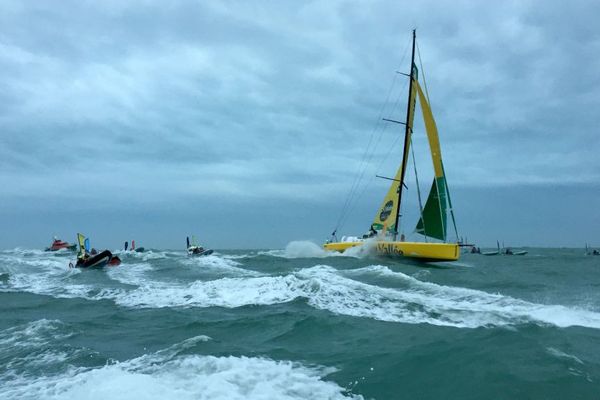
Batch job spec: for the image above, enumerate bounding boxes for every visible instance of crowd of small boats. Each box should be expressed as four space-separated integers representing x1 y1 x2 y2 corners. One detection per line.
467 241 528 256
466 242 600 256
45 234 213 269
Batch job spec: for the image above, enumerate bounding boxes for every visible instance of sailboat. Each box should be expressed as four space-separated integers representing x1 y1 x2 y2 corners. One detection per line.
324 30 459 262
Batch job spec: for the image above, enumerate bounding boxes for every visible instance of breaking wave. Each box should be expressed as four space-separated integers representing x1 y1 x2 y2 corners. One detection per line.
0 321 360 400
263 240 376 259
3 249 600 330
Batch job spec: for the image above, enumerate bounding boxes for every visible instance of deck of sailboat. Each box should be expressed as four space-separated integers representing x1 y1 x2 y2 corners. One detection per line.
324 240 459 262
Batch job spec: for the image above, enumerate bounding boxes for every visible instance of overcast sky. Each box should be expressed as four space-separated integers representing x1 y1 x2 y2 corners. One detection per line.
1 0 599 250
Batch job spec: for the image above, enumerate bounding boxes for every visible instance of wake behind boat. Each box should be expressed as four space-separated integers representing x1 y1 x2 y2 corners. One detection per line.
324 30 459 262
71 233 121 268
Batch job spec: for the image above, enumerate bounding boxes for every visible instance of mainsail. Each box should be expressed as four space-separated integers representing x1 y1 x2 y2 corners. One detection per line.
371 165 403 234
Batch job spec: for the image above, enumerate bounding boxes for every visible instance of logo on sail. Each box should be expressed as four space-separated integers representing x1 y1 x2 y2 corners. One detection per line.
379 200 394 221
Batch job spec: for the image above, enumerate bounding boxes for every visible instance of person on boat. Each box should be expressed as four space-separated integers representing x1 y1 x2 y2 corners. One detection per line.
369 225 378 237
124 241 129 251
192 246 205 255
505 248 513 255
90 248 98 255
363 225 378 239
330 230 338 243
593 249 600 256
400 233 405 242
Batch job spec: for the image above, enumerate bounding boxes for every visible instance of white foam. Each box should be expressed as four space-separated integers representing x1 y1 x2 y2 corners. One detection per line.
106 264 600 329
0 319 71 349
264 240 378 259
546 347 584 364
179 254 262 277
262 241 344 259
329 265 600 329
113 250 173 261
107 262 154 286
4 250 600 330
0 334 361 400
220 252 259 260
117 275 299 308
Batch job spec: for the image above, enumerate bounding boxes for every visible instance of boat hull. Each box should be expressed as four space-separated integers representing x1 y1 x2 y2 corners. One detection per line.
324 241 459 262
188 249 214 257
75 250 120 268
45 243 77 252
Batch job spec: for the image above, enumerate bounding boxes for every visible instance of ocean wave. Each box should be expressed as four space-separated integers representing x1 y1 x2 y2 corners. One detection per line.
4 252 600 330
102 265 600 329
0 327 360 400
112 250 175 261
178 254 262 277
0 319 72 349
261 240 374 259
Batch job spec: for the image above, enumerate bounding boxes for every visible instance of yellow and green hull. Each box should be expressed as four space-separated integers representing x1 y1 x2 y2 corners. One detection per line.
323 241 459 262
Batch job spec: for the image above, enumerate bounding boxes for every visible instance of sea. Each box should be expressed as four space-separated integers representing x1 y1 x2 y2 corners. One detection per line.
1 242 599 399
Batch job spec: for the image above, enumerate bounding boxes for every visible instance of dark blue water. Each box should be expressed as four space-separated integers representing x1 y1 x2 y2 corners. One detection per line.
1 243 599 399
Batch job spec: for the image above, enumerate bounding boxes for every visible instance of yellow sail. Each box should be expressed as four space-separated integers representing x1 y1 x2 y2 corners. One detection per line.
77 233 86 258
371 76 418 233
415 81 443 178
371 164 403 232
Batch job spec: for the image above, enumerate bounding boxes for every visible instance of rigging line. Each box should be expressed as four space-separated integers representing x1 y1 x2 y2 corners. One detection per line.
333 73 399 230
441 161 460 240
373 129 402 176
338 130 402 230
410 136 427 242
333 35 412 233
416 40 431 104
335 69 409 231
335 75 397 230
337 76 409 231
358 76 409 184
339 35 412 218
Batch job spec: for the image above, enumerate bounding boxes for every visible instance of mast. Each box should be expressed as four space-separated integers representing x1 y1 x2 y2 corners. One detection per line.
393 29 416 240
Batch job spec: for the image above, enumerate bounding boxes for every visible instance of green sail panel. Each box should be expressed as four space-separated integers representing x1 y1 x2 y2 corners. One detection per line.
415 176 447 241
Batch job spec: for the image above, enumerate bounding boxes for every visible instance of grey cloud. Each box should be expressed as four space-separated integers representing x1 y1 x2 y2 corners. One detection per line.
0 0 599 248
